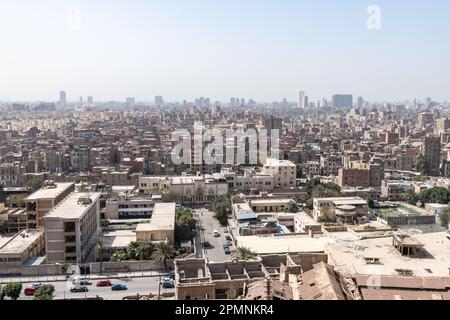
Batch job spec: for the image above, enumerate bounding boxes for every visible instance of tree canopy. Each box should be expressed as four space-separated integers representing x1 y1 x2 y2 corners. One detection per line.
440 207 450 229
34 285 55 300
232 247 257 261
3 283 22 300
212 193 232 226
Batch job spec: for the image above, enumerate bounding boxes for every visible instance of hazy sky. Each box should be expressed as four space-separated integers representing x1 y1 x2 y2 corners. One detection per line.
0 0 449 103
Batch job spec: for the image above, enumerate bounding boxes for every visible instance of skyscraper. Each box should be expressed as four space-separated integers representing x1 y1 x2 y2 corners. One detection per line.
230 97 236 107
155 96 164 107
126 97 135 105
332 94 353 108
59 91 67 105
87 96 93 104
297 91 305 108
357 96 363 108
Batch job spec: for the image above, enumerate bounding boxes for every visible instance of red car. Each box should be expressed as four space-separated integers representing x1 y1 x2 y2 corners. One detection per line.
96 280 112 287
24 283 43 296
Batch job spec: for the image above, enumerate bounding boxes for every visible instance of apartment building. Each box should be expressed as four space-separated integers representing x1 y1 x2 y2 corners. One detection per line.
0 229 45 268
104 194 162 220
262 159 297 188
0 162 25 187
313 197 368 222
24 181 75 229
44 192 101 264
338 162 383 188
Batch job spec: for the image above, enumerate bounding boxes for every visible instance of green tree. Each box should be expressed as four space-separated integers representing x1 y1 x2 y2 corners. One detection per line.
28 180 43 193
136 241 155 261
126 241 140 260
232 247 257 261
419 187 450 205
440 207 450 229
306 178 321 195
0 220 8 234
285 201 299 213
296 166 303 178
175 207 197 243
406 190 420 205
305 198 314 210
3 283 22 300
311 185 340 198
60 263 70 274
212 193 232 226
96 238 105 274
415 155 429 176
34 285 55 300
152 242 176 270
0 185 6 202
110 251 127 262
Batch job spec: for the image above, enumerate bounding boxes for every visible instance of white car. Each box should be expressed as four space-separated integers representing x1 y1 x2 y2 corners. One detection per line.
213 230 220 237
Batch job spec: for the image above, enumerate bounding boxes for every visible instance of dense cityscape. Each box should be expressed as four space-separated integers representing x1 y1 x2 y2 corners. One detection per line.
1 92 450 301
1 1 450 313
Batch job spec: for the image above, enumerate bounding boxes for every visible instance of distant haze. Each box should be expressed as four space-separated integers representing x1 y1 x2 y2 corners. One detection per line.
0 0 449 102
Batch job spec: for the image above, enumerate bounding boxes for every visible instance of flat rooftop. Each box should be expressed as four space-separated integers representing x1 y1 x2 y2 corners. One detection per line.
45 192 101 220
326 231 450 277
236 234 333 255
102 230 136 248
0 229 44 255
264 159 296 167
136 202 175 232
249 199 293 205
25 182 74 201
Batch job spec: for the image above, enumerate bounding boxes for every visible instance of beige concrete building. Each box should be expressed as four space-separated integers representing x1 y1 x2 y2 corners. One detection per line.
24 181 75 229
313 197 368 222
0 229 45 268
44 192 101 264
104 195 161 220
262 159 296 188
135 202 176 244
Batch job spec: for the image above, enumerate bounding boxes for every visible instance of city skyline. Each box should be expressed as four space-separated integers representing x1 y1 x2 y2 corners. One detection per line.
0 0 450 102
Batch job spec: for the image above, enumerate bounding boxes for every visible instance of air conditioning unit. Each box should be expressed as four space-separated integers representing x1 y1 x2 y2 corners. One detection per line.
77 196 92 205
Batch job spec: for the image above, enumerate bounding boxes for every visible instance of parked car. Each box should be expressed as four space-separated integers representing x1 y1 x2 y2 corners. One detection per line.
213 230 220 237
162 279 175 289
24 283 43 296
160 276 174 284
70 286 89 293
225 235 232 241
223 240 232 247
96 280 112 287
203 240 212 248
223 228 229 233
111 283 128 291
224 246 231 254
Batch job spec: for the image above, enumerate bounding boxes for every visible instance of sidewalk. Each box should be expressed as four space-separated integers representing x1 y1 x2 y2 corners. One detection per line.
0 270 170 285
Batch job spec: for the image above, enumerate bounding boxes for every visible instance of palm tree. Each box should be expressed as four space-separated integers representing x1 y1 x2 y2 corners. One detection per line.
127 241 140 260
232 247 257 261
136 241 154 261
152 242 176 270
96 238 105 274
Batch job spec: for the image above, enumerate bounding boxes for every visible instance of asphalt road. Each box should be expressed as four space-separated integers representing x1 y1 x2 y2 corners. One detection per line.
16 276 175 300
196 208 232 263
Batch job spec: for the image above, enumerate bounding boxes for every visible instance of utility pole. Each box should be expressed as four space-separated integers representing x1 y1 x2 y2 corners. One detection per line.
158 274 161 300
